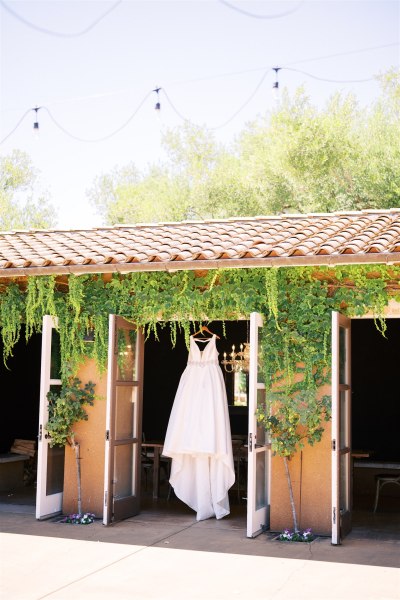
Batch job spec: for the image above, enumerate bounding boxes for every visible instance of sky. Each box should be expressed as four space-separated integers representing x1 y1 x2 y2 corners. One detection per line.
0 0 399 230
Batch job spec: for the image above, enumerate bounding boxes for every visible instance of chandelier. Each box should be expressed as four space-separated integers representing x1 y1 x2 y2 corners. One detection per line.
221 343 250 373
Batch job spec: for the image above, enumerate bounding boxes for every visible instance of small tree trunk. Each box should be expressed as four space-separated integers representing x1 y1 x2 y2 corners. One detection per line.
283 456 299 533
72 441 82 515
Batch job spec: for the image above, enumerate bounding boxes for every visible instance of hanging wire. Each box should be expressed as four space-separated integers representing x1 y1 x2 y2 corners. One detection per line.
159 88 192 123
41 91 153 142
0 0 122 38
0 108 32 144
281 67 374 84
210 68 273 130
0 40 397 144
284 42 399 68
218 0 304 19
2 40 395 118
167 42 399 87
0 91 153 145
161 68 273 130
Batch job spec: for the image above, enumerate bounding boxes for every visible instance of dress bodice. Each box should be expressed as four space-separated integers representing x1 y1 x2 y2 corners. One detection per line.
187 334 218 366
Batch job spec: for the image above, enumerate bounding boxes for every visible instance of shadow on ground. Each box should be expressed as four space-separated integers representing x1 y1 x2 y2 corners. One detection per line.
1 488 399 570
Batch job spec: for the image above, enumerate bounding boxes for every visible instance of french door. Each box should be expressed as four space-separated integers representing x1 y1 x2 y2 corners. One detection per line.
331 311 352 544
36 316 64 519
247 312 271 537
103 315 144 524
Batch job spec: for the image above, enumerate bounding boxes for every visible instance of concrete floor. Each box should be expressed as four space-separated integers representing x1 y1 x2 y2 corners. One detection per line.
1 489 400 600
1 482 400 600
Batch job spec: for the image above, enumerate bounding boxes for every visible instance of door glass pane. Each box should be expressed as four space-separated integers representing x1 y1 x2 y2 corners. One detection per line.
256 388 266 446
47 384 62 418
114 444 137 498
117 329 137 381
339 391 347 448
255 451 267 510
257 344 265 384
340 454 349 509
233 371 248 406
339 327 346 384
46 445 65 495
50 328 61 380
115 386 137 440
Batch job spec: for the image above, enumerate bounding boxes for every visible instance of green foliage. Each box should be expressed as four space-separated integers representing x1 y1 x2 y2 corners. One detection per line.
25 276 57 339
0 264 399 458
0 283 24 362
257 390 331 458
46 378 96 447
0 150 57 229
89 73 400 224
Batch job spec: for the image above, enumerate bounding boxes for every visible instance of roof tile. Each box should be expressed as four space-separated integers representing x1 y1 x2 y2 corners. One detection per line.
0 209 399 275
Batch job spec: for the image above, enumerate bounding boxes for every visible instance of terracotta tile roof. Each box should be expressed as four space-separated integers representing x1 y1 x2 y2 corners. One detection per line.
0 209 399 277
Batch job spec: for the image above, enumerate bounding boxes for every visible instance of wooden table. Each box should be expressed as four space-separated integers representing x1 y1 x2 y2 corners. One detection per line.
141 442 165 499
353 461 400 470
351 451 371 459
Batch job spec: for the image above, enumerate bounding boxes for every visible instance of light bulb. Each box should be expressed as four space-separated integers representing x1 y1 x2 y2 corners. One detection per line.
272 68 281 106
33 121 40 139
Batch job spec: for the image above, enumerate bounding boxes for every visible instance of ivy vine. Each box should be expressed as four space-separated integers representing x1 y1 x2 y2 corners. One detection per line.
0 264 399 457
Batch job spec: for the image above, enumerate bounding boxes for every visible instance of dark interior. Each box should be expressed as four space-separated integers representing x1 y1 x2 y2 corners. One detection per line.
0 328 41 453
4 317 397 458
142 320 249 442
2 316 398 518
351 318 400 461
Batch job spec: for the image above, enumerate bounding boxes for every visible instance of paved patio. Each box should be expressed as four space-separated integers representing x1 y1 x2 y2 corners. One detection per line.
1 500 399 600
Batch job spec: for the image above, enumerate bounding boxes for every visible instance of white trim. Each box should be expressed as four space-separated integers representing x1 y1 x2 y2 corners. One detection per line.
103 314 115 525
247 312 270 538
36 316 63 520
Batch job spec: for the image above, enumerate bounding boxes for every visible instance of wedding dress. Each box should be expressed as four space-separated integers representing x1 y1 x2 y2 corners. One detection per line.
163 334 235 520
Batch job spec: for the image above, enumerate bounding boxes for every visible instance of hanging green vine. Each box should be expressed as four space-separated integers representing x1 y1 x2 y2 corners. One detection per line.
25 276 57 339
0 283 25 363
0 263 399 457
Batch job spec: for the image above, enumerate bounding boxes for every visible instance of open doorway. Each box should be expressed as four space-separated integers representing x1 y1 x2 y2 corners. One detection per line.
141 320 249 519
0 328 41 512
351 318 400 537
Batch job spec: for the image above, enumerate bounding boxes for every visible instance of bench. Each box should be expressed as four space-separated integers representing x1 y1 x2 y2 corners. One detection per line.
0 453 31 491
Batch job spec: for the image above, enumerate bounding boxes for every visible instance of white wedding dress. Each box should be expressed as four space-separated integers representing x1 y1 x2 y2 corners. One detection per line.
163 334 235 521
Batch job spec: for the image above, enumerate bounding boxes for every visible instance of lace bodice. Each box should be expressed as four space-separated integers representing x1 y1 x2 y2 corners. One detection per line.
187 334 219 366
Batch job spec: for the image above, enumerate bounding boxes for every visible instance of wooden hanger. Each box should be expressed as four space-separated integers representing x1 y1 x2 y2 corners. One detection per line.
192 325 220 339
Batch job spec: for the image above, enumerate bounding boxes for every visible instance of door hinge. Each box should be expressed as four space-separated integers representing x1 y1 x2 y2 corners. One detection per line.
332 439 336 451
249 432 253 452
38 424 42 442
106 430 110 441
104 491 107 506
332 506 336 524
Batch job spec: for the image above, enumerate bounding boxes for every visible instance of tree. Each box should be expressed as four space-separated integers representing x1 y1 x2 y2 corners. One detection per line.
88 163 192 224
89 70 400 224
0 150 56 230
257 389 330 533
238 69 400 214
46 378 96 517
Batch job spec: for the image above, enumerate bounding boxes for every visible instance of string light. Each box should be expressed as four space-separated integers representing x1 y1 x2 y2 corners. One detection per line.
0 48 396 146
153 87 161 111
273 67 281 90
32 106 41 137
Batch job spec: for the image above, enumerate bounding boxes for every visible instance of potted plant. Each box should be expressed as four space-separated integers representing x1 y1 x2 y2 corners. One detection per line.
257 388 330 537
46 377 96 523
